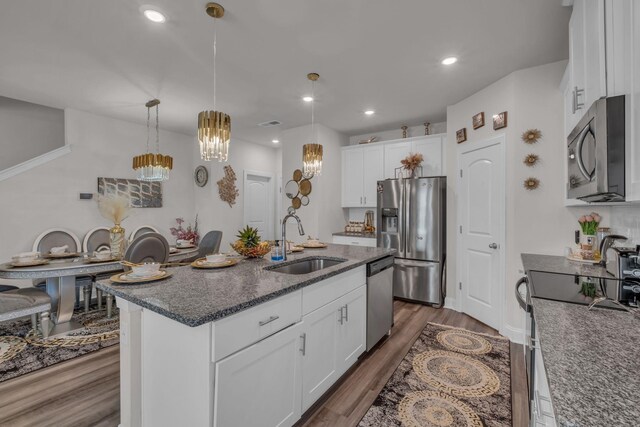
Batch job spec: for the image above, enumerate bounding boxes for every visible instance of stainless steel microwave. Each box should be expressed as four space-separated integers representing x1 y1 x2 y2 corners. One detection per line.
567 95 625 202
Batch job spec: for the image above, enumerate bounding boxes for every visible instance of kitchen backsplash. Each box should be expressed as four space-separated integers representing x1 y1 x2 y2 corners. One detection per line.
609 205 640 246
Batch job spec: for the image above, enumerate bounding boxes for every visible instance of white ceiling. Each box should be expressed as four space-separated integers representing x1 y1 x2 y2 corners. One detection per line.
0 1 570 146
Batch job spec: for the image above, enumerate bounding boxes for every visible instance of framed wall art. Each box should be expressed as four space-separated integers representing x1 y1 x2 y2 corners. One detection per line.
493 111 508 130
472 112 485 129
456 128 467 144
97 177 162 208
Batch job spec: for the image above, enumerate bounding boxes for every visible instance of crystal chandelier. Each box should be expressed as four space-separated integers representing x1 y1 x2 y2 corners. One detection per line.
198 3 231 162
303 73 322 176
132 99 173 181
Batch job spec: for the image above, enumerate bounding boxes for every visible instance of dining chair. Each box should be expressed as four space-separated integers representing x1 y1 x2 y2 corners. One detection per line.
32 228 93 313
0 287 52 338
83 226 113 311
82 226 111 253
197 231 223 258
103 232 170 318
128 225 159 243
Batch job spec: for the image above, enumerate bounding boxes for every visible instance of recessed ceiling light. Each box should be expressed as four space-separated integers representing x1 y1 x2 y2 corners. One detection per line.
272 139 280 144
441 57 458 65
143 9 167 23
302 96 314 102
364 110 375 116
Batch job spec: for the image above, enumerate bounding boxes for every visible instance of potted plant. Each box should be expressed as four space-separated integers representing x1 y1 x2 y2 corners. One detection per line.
578 212 602 251
401 153 424 178
170 216 200 245
97 193 131 259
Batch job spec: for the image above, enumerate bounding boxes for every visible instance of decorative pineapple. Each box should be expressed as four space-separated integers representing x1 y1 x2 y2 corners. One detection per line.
237 226 260 248
231 226 271 258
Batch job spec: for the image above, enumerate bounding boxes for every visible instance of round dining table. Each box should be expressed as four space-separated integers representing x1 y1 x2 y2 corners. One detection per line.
0 247 199 336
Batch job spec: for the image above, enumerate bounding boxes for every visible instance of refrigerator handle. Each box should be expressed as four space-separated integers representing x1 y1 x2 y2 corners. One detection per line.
399 181 405 258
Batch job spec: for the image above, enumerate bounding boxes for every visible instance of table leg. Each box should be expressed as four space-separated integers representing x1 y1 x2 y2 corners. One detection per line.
45 276 83 336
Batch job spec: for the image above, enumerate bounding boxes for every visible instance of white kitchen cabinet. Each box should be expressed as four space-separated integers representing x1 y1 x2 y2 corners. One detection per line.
301 284 366 411
566 0 606 131
214 322 304 427
332 235 377 247
341 145 383 207
335 285 367 374
383 141 411 179
603 0 640 202
383 135 443 179
532 332 557 427
362 146 384 207
413 137 443 176
300 297 341 411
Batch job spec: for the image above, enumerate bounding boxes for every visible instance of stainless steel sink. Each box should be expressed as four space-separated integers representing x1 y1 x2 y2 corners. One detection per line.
265 257 347 275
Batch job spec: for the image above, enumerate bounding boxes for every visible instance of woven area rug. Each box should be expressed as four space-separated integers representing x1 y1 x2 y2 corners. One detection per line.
0 308 119 383
359 322 511 427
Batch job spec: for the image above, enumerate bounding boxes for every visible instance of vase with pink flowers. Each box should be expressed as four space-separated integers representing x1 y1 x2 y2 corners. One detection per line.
578 212 602 255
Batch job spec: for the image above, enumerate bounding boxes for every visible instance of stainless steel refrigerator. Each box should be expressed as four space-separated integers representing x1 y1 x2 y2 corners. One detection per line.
376 177 446 306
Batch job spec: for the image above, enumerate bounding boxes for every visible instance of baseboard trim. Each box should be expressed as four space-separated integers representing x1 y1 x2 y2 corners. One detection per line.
0 144 72 182
500 324 524 344
444 297 458 311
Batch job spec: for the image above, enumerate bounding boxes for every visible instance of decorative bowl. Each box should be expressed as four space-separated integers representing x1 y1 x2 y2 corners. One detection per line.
231 241 272 258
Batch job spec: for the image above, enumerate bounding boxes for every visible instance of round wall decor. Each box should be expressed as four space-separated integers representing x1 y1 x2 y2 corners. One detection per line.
194 166 209 187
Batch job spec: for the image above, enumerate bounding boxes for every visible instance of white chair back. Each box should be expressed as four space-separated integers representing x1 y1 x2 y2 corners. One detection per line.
83 227 111 253
129 225 159 242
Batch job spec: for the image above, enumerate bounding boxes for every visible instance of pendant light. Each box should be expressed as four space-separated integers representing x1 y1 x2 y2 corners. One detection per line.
303 73 322 176
132 99 173 181
198 2 231 162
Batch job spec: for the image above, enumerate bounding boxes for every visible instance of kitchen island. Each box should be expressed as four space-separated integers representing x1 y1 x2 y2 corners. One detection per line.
522 254 640 427
97 244 394 427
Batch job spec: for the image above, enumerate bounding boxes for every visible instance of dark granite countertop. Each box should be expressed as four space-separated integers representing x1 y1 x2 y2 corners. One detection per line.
332 232 376 239
522 253 613 279
96 244 394 327
531 297 640 427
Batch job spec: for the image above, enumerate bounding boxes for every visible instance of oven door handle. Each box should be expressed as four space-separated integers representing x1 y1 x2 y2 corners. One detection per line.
575 124 595 181
515 276 529 312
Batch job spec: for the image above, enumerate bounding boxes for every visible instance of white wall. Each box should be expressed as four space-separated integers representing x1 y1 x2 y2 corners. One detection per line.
281 124 348 243
0 96 65 171
193 137 280 251
0 108 195 269
446 60 591 336
348 122 447 145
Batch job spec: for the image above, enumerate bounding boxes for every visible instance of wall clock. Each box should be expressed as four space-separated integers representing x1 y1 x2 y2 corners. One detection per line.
194 165 209 187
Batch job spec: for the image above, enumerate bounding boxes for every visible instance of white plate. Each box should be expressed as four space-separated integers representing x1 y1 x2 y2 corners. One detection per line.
111 270 171 284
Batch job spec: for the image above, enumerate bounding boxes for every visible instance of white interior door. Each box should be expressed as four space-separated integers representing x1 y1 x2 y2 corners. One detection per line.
458 136 505 330
244 171 274 240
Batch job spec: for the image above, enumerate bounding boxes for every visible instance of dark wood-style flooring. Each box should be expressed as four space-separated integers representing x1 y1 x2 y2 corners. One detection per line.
0 301 527 427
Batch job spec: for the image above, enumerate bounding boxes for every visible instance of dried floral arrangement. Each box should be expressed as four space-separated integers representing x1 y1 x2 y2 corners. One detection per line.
217 165 239 207
523 177 540 190
170 216 199 244
523 153 540 167
522 129 542 144
97 192 131 225
401 153 424 173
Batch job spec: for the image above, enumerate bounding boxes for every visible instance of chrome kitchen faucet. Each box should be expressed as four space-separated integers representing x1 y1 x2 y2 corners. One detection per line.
281 213 304 261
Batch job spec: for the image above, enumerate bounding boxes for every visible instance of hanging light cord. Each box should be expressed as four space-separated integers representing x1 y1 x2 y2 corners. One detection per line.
310 80 315 142
213 22 217 111
155 104 160 153
146 106 151 153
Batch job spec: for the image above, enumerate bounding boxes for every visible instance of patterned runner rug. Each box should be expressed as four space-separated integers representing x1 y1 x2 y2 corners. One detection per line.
359 322 511 427
0 308 119 383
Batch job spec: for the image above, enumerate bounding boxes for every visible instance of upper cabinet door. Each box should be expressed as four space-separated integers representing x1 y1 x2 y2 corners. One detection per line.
362 145 384 207
569 0 586 114
412 136 443 176
384 141 412 179
583 0 607 108
341 148 364 207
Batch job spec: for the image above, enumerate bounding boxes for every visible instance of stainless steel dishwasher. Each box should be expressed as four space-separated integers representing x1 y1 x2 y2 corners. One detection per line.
366 256 395 351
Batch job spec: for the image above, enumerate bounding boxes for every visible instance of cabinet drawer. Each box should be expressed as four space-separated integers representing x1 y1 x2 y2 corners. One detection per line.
302 266 366 315
213 290 302 361
332 235 377 247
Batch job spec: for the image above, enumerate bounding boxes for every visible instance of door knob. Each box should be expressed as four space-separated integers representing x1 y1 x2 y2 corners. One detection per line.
489 243 498 249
